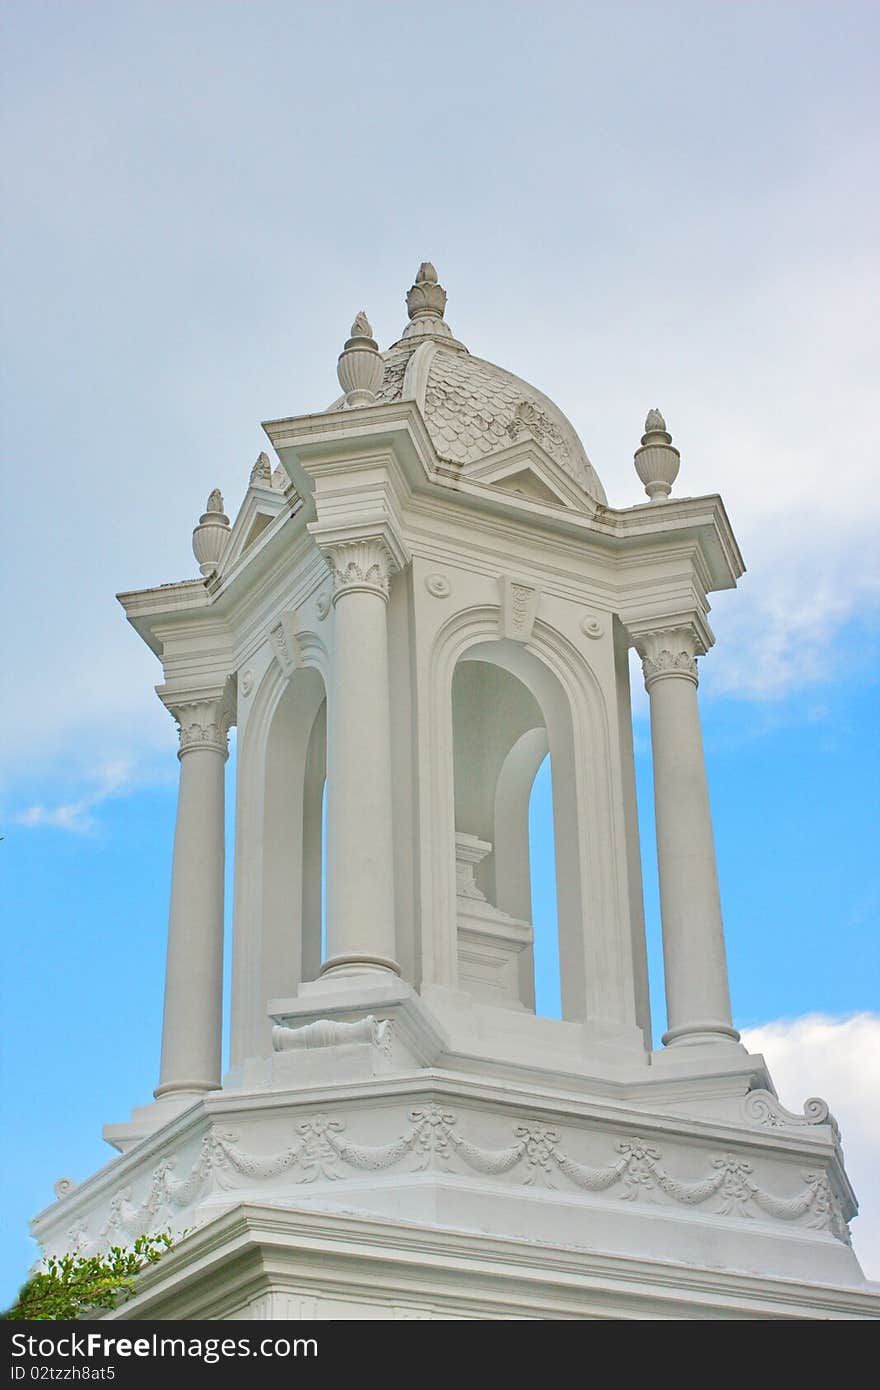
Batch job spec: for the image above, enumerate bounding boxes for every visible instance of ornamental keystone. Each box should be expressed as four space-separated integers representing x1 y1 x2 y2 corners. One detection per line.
634 407 681 502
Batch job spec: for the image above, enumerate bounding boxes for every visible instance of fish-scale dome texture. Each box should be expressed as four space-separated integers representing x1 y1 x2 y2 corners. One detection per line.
374 341 606 505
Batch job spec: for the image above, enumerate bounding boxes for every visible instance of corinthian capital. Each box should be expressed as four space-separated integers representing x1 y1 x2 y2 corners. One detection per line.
326 537 398 603
634 627 701 690
160 682 236 759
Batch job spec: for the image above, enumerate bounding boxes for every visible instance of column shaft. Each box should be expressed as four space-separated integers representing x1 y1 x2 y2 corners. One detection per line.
642 639 738 1046
323 550 399 975
155 712 227 1098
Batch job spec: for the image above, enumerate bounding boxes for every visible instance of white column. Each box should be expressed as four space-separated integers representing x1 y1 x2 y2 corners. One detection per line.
155 696 230 1099
322 538 400 977
637 628 739 1047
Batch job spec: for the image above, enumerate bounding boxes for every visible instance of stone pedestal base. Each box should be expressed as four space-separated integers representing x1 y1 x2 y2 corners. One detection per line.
100 1204 879 1321
43 983 879 1322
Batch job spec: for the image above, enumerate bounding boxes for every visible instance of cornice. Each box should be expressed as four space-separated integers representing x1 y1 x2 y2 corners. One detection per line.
109 1206 880 1321
264 400 743 592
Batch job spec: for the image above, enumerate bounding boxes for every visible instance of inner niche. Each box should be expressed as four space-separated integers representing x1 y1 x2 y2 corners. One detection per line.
451 658 559 1014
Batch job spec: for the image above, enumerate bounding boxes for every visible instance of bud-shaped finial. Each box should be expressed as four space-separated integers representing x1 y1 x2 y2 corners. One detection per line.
394 260 465 348
633 407 680 502
193 488 231 576
406 262 447 322
336 310 384 407
250 451 272 486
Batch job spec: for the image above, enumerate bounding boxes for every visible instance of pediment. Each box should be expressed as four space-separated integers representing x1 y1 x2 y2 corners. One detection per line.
218 485 288 576
461 441 596 514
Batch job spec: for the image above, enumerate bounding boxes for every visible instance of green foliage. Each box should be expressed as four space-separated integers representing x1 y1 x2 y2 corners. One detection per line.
3 1232 174 1321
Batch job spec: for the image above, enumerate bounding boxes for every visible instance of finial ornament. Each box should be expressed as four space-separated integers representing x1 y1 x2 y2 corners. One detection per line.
337 310 384 407
193 487 231 576
351 310 373 338
406 261 447 322
250 451 272 486
634 406 680 502
395 260 465 348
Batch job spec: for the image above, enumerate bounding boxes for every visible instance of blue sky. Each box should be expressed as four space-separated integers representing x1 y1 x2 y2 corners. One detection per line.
2 1 878 1302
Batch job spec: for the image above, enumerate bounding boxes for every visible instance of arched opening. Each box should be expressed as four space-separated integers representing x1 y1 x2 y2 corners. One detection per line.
237 665 326 1057
451 656 564 1016
529 753 562 1020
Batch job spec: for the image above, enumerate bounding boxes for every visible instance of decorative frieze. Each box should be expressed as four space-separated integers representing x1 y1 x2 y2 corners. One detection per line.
72 1106 851 1257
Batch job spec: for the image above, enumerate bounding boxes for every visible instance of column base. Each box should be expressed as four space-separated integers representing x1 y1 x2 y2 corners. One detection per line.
662 1021 741 1047
319 954 401 981
153 1079 222 1101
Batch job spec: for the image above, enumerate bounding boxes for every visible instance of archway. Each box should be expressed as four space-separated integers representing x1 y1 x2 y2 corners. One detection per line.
450 647 580 1018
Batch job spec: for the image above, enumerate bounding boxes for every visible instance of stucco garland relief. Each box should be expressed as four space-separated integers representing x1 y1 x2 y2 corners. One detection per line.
78 1105 849 1253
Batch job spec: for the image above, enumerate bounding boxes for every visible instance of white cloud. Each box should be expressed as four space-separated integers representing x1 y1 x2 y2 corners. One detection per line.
742 1014 880 1281
13 760 138 834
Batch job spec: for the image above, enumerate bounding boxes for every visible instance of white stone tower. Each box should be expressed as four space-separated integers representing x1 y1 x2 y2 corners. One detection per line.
34 265 878 1318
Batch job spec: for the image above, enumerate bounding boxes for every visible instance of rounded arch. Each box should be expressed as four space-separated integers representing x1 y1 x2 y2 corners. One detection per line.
425 605 636 1032
494 725 549 1011
230 636 328 1065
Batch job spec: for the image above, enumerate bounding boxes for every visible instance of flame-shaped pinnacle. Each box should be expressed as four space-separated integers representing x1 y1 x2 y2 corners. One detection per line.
634 408 680 503
193 488 231 576
337 309 383 406
350 310 374 340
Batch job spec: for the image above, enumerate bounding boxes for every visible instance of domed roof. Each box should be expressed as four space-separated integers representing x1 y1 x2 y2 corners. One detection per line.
333 265 606 507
